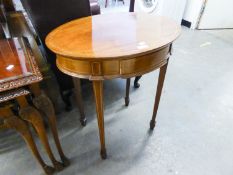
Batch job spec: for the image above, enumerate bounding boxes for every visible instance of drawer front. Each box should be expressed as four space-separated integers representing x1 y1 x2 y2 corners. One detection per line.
120 46 169 76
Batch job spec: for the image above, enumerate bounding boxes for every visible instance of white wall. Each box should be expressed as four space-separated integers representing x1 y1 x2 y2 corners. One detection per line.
183 0 204 29
198 0 233 29
161 0 187 24
135 0 187 24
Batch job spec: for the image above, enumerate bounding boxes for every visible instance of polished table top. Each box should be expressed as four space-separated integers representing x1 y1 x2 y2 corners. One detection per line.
46 13 181 59
46 13 181 81
0 38 42 92
0 38 32 82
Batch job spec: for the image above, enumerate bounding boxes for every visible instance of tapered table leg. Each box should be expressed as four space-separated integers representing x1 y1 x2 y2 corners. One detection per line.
73 78 87 126
92 80 107 159
0 107 55 175
30 83 69 167
17 96 64 171
125 78 131 106
150 61 169 130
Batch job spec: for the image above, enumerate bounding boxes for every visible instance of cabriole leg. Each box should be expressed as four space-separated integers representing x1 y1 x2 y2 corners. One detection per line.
32 91 70 167
30 84 69 166
0 107 55 175
17 96 64 171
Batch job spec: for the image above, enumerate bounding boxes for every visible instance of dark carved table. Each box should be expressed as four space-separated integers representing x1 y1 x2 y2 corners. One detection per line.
0 37 68 175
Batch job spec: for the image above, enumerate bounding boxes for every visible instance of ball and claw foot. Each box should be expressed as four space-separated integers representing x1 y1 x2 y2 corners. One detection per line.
134 76 142 88
100 149 107 160
61 156 70 167
43 165 55 175
125 97 129 107
134 82 140 88
80 117 87 126
150 120 156 130
53 161 64 171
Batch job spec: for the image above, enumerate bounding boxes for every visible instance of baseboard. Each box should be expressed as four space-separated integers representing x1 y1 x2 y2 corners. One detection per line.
181 19 191 28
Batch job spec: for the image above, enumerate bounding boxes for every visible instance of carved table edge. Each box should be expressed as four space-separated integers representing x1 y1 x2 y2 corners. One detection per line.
0 88 30 103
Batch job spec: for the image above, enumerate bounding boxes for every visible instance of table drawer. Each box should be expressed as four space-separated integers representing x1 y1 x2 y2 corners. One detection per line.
120 46 170 76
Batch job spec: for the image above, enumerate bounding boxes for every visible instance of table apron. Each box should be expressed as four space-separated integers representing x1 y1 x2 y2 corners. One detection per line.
56 45 170 80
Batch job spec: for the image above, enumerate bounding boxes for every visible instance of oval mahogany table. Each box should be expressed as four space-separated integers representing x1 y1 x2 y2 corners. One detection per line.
46 12 181 159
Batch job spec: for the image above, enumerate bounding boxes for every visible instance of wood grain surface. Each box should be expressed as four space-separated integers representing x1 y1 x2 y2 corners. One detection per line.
46 13 181 60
